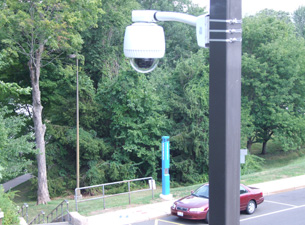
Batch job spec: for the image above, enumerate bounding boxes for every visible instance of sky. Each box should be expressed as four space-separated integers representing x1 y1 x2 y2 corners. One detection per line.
192 0 305 17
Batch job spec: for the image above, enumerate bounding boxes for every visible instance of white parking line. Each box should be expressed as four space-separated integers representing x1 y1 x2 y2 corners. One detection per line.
155 219 184 225
264 200 297 207
240 204 305 222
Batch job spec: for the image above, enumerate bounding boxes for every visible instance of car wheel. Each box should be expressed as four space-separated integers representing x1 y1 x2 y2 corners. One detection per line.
205 211 209 224
246 200 256 214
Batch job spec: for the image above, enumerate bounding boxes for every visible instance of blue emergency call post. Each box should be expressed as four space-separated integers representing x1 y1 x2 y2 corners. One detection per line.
161 136 172 200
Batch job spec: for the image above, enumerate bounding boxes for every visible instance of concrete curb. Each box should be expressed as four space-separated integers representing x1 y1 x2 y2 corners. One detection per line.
262 185 305 196
251 175 305 196
69 212 88 225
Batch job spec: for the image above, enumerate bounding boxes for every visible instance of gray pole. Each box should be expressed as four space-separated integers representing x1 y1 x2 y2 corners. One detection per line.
69 54 80 197
76 56 80 192
209 0 242 225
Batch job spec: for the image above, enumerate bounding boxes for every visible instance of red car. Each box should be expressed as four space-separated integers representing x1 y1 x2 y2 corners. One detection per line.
171 184 264 223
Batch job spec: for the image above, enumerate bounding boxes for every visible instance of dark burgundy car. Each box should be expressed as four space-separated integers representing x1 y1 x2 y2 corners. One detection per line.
171 184 264 223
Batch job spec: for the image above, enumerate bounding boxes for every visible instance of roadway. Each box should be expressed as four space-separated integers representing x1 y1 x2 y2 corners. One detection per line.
132 188 305 225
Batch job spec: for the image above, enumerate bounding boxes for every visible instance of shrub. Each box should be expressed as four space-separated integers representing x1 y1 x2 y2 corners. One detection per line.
241 154 265 175
0 187 19 225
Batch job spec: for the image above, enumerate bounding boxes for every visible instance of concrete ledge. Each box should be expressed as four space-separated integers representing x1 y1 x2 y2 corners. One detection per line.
69 212 88 225
159 194 173 200
19 217 27 225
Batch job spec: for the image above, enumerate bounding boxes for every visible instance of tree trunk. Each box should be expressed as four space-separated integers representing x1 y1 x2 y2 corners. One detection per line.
29 45 51 204
261 141 267 155
246 139 252 154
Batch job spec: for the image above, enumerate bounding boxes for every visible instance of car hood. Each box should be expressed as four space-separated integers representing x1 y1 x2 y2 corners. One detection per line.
175 195 209 208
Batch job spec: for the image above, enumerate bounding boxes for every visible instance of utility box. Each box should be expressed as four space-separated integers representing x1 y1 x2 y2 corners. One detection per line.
240 149 248 164
148 179 156 190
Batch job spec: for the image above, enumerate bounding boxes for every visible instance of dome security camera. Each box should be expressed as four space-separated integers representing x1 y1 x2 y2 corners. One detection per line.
124 10 211 73
124 22 165 73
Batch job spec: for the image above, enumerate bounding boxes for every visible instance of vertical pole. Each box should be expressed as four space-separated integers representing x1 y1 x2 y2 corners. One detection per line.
103 185 105 209
75 189 78 212
26 204 28 223
67 201 70 222
161 136 170 196
61 204 63 222
76 57 80 193
128 181 131 204
151 178 154 200
209 0 242 225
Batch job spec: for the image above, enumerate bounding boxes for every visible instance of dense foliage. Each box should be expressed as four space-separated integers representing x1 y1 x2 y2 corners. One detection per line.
242 9 305 154
0 1 305 199
0 187 19 225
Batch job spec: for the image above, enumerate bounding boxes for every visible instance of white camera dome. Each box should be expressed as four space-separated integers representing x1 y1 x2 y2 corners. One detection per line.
124 22 165 73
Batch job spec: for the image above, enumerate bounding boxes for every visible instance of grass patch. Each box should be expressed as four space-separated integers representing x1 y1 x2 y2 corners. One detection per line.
241 148 305 184
13 180 36 204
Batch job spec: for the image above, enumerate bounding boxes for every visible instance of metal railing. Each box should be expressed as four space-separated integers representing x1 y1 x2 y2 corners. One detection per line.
28 210 45 225
46 200 69 223
75 177 155 211
28 200 69 224
18 203 29 223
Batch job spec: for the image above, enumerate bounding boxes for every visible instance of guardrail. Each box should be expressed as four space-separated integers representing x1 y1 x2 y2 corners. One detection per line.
18 203 29 223
75 177 155 211
28 210 45 225
46 200 69 223
28 200 69 224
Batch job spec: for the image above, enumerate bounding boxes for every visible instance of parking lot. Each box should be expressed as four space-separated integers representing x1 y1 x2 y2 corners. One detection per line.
133 188 305 225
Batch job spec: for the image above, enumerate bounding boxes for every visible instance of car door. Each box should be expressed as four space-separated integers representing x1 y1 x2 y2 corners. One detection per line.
240 185 250 211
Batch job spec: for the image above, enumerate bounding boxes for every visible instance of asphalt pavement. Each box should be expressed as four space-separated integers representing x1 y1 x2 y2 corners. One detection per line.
86 175 305 225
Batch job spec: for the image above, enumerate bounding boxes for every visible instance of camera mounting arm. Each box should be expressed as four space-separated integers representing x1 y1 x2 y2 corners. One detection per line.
131 10 209 48
132 10 198 26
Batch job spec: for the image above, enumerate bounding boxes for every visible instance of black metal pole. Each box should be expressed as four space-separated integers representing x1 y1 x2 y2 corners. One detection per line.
209 0 242 224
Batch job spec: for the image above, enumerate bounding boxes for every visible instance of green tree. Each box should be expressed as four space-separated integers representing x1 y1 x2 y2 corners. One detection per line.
293 6 305 37
0 107 35 182
170 50 209 183
82 0 140 88
150 49 209 183
96 71 168 179
0 80 33 181
242 10 305 154
0 0 102 204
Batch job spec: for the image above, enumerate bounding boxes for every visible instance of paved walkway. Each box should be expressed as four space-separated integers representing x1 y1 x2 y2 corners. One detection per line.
1 173 33 192
251 175 305 196
86 175 305 225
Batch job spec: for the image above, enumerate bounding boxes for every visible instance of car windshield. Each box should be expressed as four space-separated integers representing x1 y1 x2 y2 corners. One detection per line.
192 185 209 198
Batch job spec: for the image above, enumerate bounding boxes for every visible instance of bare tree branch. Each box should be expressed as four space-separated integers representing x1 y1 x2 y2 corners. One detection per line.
41 51 65 67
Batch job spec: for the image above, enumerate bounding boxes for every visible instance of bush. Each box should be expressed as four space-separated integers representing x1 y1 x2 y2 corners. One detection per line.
241 154 265 175
0 187 19 225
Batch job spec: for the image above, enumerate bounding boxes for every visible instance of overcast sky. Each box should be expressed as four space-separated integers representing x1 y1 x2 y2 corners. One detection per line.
192 0 305 17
